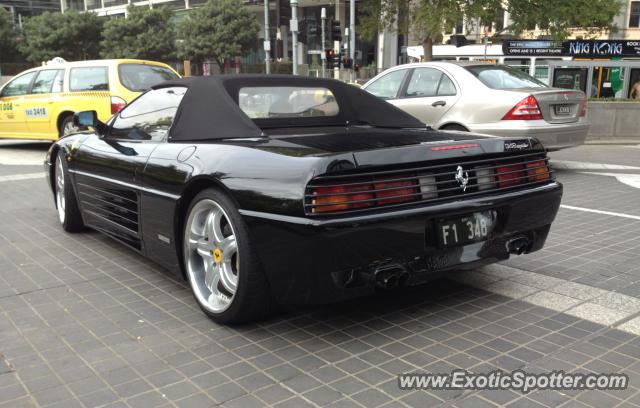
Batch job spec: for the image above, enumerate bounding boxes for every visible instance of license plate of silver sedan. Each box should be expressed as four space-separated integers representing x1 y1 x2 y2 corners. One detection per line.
555 104 572 115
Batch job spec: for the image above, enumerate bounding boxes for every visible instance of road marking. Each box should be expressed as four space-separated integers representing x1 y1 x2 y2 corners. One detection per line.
453 264 640 334
551 160 640 171
580 172 640 189
560 204 640 221
0 173 44 182
0 151 46 165
0 140 49 165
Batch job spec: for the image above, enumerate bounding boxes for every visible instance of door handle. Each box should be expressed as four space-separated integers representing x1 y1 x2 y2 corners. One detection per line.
432 100 446 107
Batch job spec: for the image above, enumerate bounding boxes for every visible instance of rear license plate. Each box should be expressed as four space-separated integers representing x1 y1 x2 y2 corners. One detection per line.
436 211 496 247
555 105 571 115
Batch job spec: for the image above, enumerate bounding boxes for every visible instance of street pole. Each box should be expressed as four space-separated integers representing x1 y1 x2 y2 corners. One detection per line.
264 0 270 74
321 7 326 78
483 25 488 59
349 0 355 62
344 28 350 82
290 0 298 75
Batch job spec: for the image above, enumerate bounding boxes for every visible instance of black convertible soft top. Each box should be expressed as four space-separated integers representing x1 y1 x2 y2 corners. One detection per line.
152 75 425 142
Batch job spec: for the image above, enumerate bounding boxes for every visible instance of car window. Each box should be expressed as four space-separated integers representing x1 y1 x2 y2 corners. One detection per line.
1 72 37 97
70 67 109 91
118 64 179 92
239 87 339 119
466 65 547 89
405 68 442 97
109 86 187 142
364 69 406 99
437 74 457 96
31 69 64 94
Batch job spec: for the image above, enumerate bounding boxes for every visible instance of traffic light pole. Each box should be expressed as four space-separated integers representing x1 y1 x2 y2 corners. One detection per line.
349 0 355 63
321 7 326 78
264 0 270 74
290 0 298 75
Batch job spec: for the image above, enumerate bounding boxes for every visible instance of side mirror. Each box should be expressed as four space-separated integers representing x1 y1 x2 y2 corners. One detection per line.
73 111 106 136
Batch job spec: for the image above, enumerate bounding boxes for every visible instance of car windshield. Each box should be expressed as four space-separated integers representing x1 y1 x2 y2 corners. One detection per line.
466 65 547 89
239 87 339 119
118 64 179 92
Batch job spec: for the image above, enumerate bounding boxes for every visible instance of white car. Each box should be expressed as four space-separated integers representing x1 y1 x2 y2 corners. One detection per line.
362 62 590 150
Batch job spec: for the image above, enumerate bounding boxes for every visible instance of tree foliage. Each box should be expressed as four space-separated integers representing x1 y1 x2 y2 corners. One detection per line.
0 8 16 62
19 11 103 63
359 0 623 61
178 0 259 70
101 6 176 60
507 0 623 39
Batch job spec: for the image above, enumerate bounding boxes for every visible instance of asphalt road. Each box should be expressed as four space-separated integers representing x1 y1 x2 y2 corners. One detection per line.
0 140 639 408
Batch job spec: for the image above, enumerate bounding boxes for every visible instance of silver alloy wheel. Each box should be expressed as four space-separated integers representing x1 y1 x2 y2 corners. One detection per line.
184 199 239 313
56 159 65 224
63 120 78 136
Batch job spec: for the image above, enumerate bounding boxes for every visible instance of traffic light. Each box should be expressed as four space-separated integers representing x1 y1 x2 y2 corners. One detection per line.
298 19 307 44
278 1 291 27
342 58 352 69
354 63 360 72
332 51 341 69
330 20 342 42
325 49 334 66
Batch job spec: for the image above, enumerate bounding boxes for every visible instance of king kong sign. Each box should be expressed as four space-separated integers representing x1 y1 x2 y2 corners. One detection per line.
502 39 640 58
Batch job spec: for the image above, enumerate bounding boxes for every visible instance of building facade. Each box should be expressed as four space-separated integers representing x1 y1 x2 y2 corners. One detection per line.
2 0 59 28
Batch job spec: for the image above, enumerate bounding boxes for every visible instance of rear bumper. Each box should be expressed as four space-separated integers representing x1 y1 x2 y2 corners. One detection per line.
468 121 590 150
241 182 563 304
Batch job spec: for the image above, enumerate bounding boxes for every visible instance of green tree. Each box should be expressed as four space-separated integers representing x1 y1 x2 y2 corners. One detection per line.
359 0 502 61
359 0 623 61
19 11 103 63
0 8 16 62
101 6 176 60
178 0 259 71
507 0 623 39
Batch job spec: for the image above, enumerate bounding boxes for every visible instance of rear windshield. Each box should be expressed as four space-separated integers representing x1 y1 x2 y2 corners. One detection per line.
466 65 547 89
118 64 179 92
239 86 339 119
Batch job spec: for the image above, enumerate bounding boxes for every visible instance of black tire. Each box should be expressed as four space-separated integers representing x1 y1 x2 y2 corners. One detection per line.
441 124 469 132
54 151 84 232
183 188 276 324
59 115 84 137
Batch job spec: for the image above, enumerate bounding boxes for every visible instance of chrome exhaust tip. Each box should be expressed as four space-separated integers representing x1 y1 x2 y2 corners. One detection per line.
506 236 531 255
372 264 407 290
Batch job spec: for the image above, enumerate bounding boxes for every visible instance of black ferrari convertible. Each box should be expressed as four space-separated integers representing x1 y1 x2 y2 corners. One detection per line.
45 75 562 323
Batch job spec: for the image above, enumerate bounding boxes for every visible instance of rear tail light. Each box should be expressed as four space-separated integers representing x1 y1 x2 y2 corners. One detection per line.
311 184 374 213
310 174 419 213
373 175 418 205
110 96 127 115
475 167 496 191
579 96 588 117
496 164 525 187
526 160 550 182
309 158 551 214
502 95 543 121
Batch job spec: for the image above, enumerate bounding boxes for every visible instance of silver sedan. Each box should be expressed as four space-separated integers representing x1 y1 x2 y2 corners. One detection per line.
362 62 590 150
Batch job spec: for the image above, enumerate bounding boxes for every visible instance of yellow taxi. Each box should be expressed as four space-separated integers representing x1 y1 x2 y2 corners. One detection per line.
0 58 180 140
